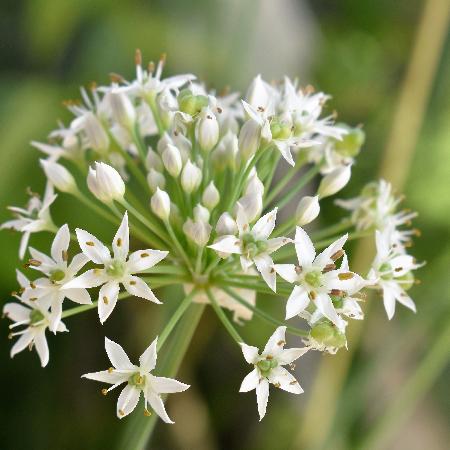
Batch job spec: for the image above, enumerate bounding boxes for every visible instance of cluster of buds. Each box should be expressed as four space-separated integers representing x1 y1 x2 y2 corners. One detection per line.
1 51 422 423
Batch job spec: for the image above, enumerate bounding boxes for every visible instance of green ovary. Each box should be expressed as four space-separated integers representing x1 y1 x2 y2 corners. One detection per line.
50 269 66 282
257 358 278 377
106 260 126 278
304 270 323 288
30 309 45 325
128 372 146 387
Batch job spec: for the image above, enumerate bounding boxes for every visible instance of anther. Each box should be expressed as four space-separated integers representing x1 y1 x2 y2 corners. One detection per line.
322 264 336 273
144 409 152 416
140 252 149 258
338 272 354 280
8 332 13 340
135 48 142 66
295 266 303 275
330 289 344 296
86 241 95 247
289 380 298 385
117 238 122 247
101 388 108 396
206 115 213 120
10 291 17 297
277 340 285 346
129 280 136 286
62 250 68 262
159 53 167 64
217 107 223 114
28 259 42 267
30 282 36 289
109 73 124 83
103 296 109 304
274 382 281 388
331 250 344 261
265 355 273 360
30 297 38 301
394 267 403 272
119 409 125 416
308 291 317 300
148 61 155 73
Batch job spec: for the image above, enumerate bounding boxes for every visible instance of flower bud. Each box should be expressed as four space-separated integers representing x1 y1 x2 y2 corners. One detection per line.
333 124 365 158
216 212 237 236
81 112 110 152
181 160 202 194
193 204 210 223
87 162 125 203
235 191 262 223
108 91 136 129
213 131 238 171
238 119 261 161
147 169 166 192
40 159 77 193
245 172 264 196
150 188 170 221
196 108 219 153
245 74 275 112
173 133 192 164
183 219 211 247
202 181 220 210
310 321 346 350
296 196 320 226
318 165 352 199
162 144 182 177
157 132 173 154
145 148 164 172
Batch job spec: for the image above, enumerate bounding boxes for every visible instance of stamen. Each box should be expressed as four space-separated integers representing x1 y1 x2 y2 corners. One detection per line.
103 296 109 304
144 409 152 416
30 282 36 289
62 250 68 262
338 272 354 280
265 355 273 360
308 291 317 300
274 382 281 388
331 250 344 261
289 380 298 385
109 73 124 83
135 48 142 66
118 409 125 416
322 264 336 273
101 388 108 396
140 252 149 258
117 238 122 247
277 340 285 346
108 367 114 373
86 241 95 247
28 259 42 267
295 266 303 275
217 107 223 114
129 280 136 286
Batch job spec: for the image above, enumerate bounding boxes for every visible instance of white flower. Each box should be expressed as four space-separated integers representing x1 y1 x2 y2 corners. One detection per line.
295 196 320 226
195 107 219 152
87 162 126 203
21 224 91 332
3 271 67 367
239 326 308 420
318 165 352 199
82 337 189 421
209 206 290 291
369 229 422 319
275 227 365 331
62 212 168 323
1 183 57 259
183 218 211 247
40 159 77 193
106 90 136 130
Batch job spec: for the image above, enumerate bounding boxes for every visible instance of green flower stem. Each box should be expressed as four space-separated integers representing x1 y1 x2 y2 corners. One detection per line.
272 216 297 237
195 246 204 274
221 286 309 338
310 219 353 240
72 192 119 226
156 289 197 351
262 152 281 193
164 220 194 272
121 303 205 450
146 96 165 135
264 159 306 205
357 317 450 450
131 123 148 163
270 164 320 211
141 265 188 276
206 289 243 344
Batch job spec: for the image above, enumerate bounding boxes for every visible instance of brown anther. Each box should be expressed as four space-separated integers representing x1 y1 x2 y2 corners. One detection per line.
19 288 25 294
116 238 122 247
277 340 286 346
322 264 336 273
304 84 315 94
30 282 36 289
265 355 273 360
217 107 223 114
394 267 403 272
160 53 167 63
8 332 13 340
331 250 344 261
109 73 124 83
309 291 317 300
289 363 296 370
28 259 42 267
101 388 108 396
330 289 344 296
135 48 142 66
10 291 17 297
338 272 354 280
295 266 303 274
119 409 125 416
108 367 114 373
30 297 38 301
140 252 149 258
129 280 136 286
331 110 338 119
413 229 422 237
148 61 155 73
62 250 68 262
144 409 152 417
86 241 95 247
206 115 213 120
274 382 281 388
94 268 101 275
103 296 109 304
289 380 298 385
257 106 265 112
270 268 275 274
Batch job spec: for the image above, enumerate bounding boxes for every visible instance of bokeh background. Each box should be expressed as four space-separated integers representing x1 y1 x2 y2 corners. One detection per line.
0 0 449 449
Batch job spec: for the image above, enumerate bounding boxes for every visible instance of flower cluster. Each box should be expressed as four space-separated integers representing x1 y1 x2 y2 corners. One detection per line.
2 51 422 422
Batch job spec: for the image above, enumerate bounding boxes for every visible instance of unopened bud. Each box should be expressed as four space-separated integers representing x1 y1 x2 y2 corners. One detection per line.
235 191 262 223
80 112 109 152
202 182 220 210
238 119 261 161
162 144 182 177
245 74 274 112
318 165 352 199
87 162 125 203
193 204 210 223
147 169 166 192
216 212 237 236
150 188 170 221
181 160 202 194
196 107 219 153
145 148 164 172
183 219 211 247
213 131 238 171
108 91 136 129
333 124 365 158
245 172 264 196
40 159 77 193
296 196 320 226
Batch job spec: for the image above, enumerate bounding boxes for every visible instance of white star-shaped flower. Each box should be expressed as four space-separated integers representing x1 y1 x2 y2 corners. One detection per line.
22 224 91 332
239 326 308 420
209 206 290 291
82 337 189 421
3 271 68 367
63 212 168 323
275 227 365 331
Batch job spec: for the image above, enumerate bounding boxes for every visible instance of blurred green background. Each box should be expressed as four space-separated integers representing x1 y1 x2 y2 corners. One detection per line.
0 0 449 449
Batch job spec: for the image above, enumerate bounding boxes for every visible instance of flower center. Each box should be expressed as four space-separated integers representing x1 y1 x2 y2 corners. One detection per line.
50 269 66 282
30 309 45 326
304 270 323 289
128 372 146 387
257 357 278 377
106 260 126 278
242 233 268 259
379 262 393 280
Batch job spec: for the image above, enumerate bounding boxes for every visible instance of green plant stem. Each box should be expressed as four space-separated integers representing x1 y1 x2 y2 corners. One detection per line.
215 276 292 297
206 289 243 343
61 292 130 319
72 192 119 226
221 286 308 338
164 220 194 272
146 96 165 135
120 303 205 450
310 219 353 241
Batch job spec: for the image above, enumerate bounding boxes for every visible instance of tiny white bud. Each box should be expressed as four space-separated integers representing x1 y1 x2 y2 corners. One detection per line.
296 196 320 226
162 144 182 177
145 148 164 172
147 169 166 192
216 212 237 236
183 219 211 247
108 91 136 129
235 191 262 223
173 133 192 163
202 181 220 210
213 131 238 171
193 204 210 223
40 159 77 193
87 162 125 203
80 112 110 152
181 160 202 194
238 119 261 161
318 165 352 199
196 107 219 152
157 132 173 154
245 172 264 196
245 74 275 112
150 188 171 220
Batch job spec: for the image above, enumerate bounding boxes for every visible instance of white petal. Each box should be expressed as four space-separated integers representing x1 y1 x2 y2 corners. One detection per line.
241 343 259 364
126 249 169 273
98 282 120 323
146 391 173 424
117 385 141 419
263 326 286 356
254 254 276 292
294 227 316 267
82 370 129 385
150 376 190 394
315 234 348 268
256 378 270 421
139 337 158 372
67 253 90 275
277 347 309 365
64 288 92 305
113 212 129 261
19 232 31 260
29 247 55 272
275 264 298 284
63 269 108 289
51 224 70 263
34 330 49 367
123 276 162 304
382 285 396 320
11 330 34 358
268 366 303 394
252 208 277 240
285 285 310 320
3 303 30 322
266 236 291 254
240 256 254 271
105 337 134 369
274 140 295 166
76 228 110 264
208 236 241 255
315 293 341 327
239 368 259 392
49 295 63 333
